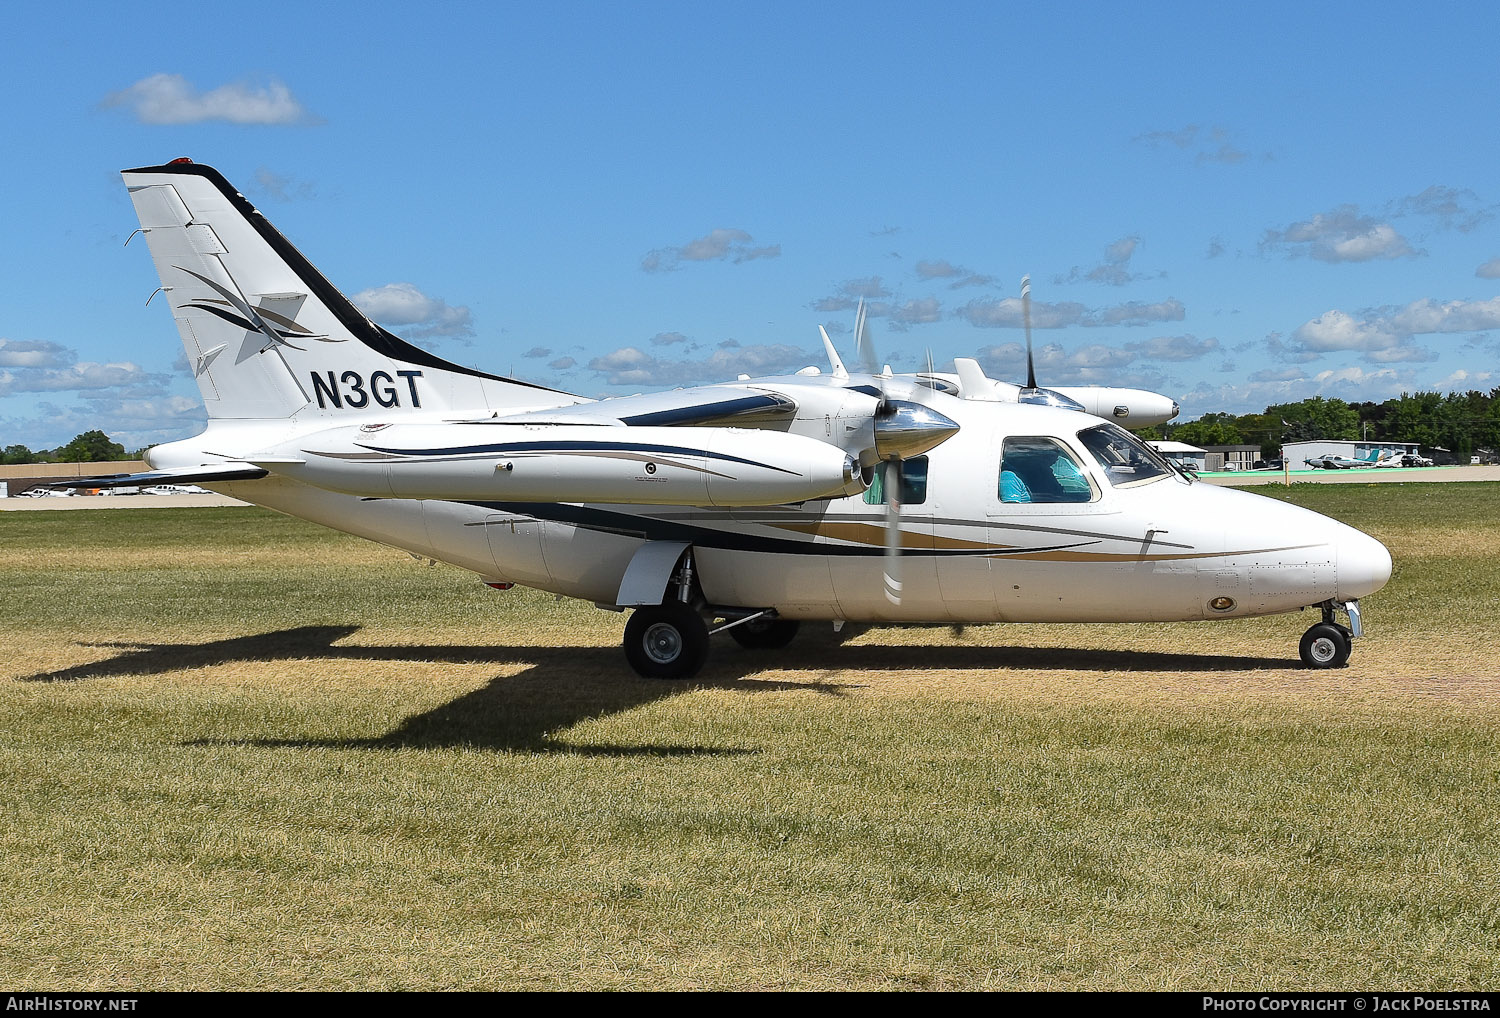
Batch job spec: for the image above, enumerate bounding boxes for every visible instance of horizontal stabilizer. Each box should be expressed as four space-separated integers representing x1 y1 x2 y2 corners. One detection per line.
40 463 269 489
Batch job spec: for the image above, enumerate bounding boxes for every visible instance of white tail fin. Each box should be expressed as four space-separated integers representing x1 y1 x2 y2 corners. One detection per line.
123 160 579 422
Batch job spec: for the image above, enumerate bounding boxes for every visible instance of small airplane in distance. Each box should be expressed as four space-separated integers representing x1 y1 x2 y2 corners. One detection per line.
58 159 1391 676
1304 449 1386 470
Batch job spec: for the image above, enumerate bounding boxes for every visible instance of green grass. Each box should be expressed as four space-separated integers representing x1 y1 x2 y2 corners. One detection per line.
2 486 1498 989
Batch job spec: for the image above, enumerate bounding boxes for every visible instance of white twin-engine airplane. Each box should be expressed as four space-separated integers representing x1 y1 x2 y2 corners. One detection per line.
78 159 1391 678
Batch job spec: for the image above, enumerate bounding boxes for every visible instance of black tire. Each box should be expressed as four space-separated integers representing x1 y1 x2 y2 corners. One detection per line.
623 604 710 679
1299 622 1352 669
728 617 801 650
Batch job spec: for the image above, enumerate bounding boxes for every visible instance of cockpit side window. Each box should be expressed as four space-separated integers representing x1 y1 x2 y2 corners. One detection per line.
864 455 929 505
999 437 1098 503
1077 423 1173 487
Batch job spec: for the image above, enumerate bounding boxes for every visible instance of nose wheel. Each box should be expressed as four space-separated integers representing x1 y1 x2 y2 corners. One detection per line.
1299 622 1351 668
1298 600 1361 668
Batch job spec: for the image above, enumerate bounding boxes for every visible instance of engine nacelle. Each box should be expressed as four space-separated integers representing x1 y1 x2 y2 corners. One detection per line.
1050 386 1180 428
253 422 865 506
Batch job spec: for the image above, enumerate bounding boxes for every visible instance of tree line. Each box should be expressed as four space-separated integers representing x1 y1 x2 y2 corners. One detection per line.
1140 389 1500 461
1 430 141 465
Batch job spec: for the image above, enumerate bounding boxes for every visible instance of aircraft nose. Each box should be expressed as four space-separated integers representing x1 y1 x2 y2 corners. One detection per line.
1338 526 1392 599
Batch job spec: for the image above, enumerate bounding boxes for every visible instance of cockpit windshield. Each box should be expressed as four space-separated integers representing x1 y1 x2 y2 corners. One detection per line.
1077 423 1175 488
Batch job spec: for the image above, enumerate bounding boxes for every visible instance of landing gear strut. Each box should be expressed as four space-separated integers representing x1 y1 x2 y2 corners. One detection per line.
1298 599 1362 669
726 615 800 650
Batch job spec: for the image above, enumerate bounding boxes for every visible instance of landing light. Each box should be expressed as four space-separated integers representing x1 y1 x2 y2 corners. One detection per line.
1209 596 1236 612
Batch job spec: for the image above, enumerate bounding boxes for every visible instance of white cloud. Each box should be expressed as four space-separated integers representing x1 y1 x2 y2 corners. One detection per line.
252 167 316 201
641 229 780 272
1248 366 1307 383
103 73 317 126
1261 205 1417 263
972 342 1164 387
810 277 892 313
351 282 474 339
888 298 942 329
1180 366 1415 417
1057 236 1151 287
914 260 994 289
1125 334 1220 361
957 295 1185 329
649 332 690 346
0 362 157 395
1133 125 1251 165
1395 185 1493 233
1433 368 1495 390
915 259 962 280
587 344 813 387
548 356 577 371
1477 257 1500 279
1289 297 1500 363
0 339 73 369
2 395 207 452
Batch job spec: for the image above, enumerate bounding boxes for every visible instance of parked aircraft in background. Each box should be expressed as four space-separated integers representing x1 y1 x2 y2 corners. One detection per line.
55 160 1391 676
1304 449 1386 470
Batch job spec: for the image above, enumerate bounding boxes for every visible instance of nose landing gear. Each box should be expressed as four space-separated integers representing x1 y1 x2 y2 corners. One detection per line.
1299 599 1362 668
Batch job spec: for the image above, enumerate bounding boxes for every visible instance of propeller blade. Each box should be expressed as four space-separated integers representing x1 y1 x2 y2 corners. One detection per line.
1013 275 1086 412
882 458 903 605
854 298 876 376
1021 275 1036 390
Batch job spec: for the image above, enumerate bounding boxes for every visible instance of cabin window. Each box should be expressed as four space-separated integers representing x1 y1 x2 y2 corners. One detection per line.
863 455 929 505
999 437 1097 503
1077 423 1173 487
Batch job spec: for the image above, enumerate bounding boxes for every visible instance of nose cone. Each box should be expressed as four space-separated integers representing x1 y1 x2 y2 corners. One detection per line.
1338 526 1393 599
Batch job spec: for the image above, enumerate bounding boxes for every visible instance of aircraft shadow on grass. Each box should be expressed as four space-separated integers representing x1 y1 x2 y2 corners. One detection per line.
18 624 1290 754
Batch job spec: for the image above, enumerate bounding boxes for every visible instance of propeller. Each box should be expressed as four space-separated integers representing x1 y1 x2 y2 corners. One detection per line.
847 299 959 605
1014 275 1086 412
1023 275 1037 389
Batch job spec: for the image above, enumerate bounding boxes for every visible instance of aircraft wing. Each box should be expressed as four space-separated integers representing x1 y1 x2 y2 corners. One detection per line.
462 384 800 429
38 463 270 490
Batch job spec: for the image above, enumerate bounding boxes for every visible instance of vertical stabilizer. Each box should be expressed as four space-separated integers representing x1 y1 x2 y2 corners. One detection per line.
123 160 581 422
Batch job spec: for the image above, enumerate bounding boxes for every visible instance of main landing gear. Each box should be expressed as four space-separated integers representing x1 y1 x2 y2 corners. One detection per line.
619 548 799 679
1298 599 1363 669
621 606 800 679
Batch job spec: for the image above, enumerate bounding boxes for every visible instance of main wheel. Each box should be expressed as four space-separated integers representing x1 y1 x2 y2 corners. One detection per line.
1299 622 1352 668
728 617 800 650
623 604 710 679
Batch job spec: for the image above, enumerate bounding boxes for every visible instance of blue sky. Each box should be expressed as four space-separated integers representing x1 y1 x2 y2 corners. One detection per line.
3 1 1499 449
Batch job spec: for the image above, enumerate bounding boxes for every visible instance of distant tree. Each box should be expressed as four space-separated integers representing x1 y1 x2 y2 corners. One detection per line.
56 430 126 463
2 444 36 465
1271 396 1359 443
1173 413 1243 448
1381 392 1442 447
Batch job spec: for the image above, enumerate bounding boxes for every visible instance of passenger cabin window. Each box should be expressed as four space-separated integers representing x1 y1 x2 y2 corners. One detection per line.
864 456 929 505
999 437 1097 503
1077 423 1173 487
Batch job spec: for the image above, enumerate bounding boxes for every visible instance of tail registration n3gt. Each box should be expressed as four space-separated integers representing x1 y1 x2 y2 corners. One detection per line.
83 160 1391 677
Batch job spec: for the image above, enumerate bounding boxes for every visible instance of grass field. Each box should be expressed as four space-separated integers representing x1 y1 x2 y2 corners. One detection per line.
2 483 1498 990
